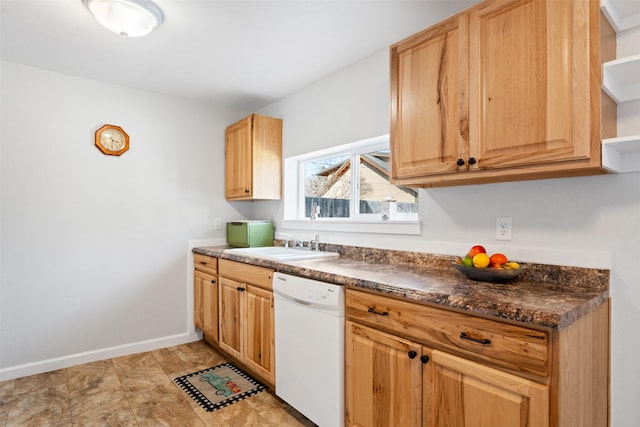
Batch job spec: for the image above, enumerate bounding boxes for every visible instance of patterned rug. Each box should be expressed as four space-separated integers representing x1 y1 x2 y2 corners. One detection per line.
174 362 266 412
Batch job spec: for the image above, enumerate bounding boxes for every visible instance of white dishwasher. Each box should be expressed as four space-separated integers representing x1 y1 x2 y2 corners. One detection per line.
272 272 345 427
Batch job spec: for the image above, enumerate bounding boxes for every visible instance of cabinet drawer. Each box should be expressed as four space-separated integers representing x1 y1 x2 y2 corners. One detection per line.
346 289 549 377
219 259 273 291
194 254 217 275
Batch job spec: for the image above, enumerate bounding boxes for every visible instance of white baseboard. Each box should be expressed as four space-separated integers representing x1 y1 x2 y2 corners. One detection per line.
0 332 201 382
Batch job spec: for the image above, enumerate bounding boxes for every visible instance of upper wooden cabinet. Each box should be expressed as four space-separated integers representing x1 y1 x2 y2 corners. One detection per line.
390 0 617 187
225 114 283 200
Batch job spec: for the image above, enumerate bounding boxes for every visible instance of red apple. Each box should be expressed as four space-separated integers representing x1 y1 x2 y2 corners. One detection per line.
467 245 486 258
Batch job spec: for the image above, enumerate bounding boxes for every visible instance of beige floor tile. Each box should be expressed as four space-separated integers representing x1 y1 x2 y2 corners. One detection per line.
5 383 71 427
70 387 137 426
12 369 67 395
67 360 122 398
119 366 183 406
131 399 205 427
112 352 160 373
0 379 15 422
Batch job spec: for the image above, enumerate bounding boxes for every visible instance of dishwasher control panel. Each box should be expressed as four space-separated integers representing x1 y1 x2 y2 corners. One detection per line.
273 272 344 314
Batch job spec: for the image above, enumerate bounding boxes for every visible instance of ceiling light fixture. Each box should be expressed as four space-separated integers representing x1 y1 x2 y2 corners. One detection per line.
82 0 164 38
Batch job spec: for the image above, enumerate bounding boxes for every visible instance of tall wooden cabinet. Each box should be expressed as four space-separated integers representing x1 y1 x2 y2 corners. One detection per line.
218 259 276 385
345 288 609 427
225 114 283 200
193 254 218 342
390 0 617 187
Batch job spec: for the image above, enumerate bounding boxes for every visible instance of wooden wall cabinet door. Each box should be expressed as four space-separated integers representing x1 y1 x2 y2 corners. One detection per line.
468 0 595 171
345 321 422 427
424 349 549 427
390 13 469 182
194 270 218 342
225 114 283 201
218 276 243 361
243 285 275 384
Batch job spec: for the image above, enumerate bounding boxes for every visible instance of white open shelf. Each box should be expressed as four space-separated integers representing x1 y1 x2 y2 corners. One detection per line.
602 54 640 103
601 0 640 32
600 0 640 173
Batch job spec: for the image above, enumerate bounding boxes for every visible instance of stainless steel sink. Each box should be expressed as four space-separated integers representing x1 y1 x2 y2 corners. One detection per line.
223 246 339 262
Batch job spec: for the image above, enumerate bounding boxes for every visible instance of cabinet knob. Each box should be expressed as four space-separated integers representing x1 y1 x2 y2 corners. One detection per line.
408 350 417 359
456 158 465 166
211 279 216 284
236 286 245 292
468 157 477 165
244 189 250 193
420 355 430 364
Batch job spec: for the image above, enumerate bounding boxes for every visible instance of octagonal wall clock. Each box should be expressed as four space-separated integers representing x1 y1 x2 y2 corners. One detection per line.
95 124 129 156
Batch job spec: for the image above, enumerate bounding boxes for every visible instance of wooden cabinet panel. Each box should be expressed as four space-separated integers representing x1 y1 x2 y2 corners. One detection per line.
424 349 549 427
345 321 422 427
391 13 468 179
244 285 275 384
225 114 282 201
468 0 591 170
194 270 218 341
219 259 273 290
346 289 548 377
194 253 217 276
218 276 243 361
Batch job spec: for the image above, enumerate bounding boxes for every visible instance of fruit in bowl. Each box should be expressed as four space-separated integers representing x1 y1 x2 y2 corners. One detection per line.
454 245 523 282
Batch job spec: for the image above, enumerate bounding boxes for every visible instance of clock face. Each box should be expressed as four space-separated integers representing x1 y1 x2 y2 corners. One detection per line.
95 124 129 155
100 129 126 151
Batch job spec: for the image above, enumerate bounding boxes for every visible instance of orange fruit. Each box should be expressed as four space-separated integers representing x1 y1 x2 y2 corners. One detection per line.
467 245 486 258
489 253 508 265
472 253 490 268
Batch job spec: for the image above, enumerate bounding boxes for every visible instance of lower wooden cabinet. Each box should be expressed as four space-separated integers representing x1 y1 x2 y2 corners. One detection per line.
346 321 548 427
194 269 218 341
345 289 609 427
218 260 275 386
194 254 218 342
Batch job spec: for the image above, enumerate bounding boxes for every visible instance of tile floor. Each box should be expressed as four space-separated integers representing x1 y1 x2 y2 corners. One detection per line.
0 340 316 426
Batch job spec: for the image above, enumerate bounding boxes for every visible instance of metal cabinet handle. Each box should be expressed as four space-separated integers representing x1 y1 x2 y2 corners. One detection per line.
456 158 465 166
468 157 477 165
367 307 389 316
408 350 417 359
460 332 491 345
236 287 245 292
244 189 250 193
421 355 430 364
211 279 216 284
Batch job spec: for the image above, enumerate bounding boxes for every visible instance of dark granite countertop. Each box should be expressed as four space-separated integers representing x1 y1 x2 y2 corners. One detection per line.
193 244 609 331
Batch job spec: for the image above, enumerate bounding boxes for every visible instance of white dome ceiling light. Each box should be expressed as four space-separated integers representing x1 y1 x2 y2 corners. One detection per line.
82 0 164 38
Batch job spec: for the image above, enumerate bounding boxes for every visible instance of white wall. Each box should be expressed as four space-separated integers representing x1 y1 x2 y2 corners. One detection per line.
0 61 247 378
257 47 640 426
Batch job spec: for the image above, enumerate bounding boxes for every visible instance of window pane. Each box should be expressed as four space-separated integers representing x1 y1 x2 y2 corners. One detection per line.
304 154 351 218
359 149 418 217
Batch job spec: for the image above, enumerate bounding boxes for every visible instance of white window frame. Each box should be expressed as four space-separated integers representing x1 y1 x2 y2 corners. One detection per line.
283 135 421 235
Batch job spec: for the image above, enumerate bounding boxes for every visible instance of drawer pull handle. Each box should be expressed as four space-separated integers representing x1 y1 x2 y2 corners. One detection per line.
368 308 389 316
460 332 491 345
199 261 207 265
408 350 417 359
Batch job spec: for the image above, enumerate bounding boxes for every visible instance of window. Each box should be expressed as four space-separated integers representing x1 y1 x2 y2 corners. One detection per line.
283 135 420 234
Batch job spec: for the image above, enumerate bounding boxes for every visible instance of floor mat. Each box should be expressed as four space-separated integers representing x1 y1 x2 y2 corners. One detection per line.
174 362 266 412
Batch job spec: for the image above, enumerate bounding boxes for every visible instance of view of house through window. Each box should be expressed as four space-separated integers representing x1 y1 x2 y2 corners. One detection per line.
301 147 418 220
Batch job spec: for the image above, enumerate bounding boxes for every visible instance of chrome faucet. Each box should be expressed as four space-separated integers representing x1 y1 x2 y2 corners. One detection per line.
310 234 320 251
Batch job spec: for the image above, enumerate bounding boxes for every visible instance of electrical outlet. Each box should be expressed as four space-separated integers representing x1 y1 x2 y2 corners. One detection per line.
496 216 512 241
214 217 222 231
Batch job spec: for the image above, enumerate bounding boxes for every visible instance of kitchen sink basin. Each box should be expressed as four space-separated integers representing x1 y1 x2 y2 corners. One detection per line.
223 246 340 262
